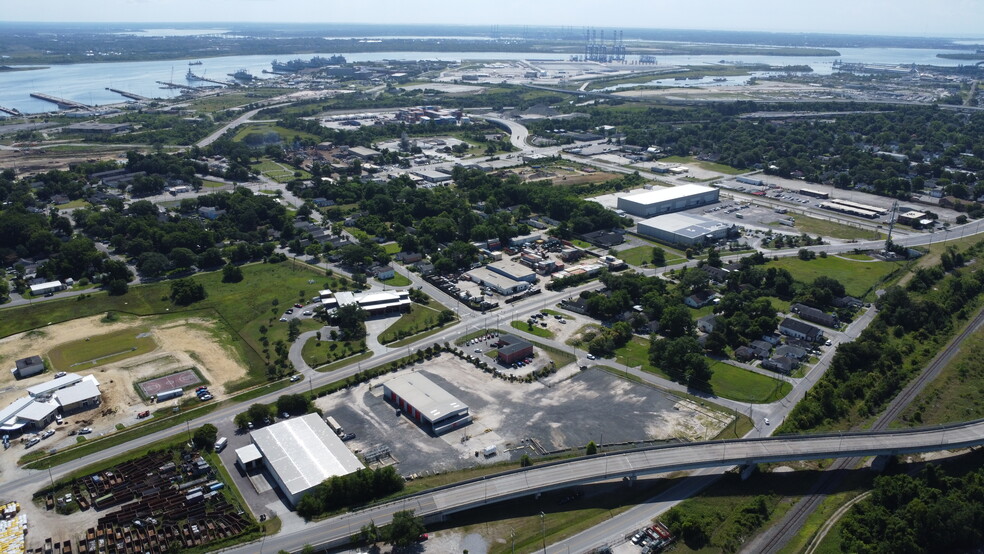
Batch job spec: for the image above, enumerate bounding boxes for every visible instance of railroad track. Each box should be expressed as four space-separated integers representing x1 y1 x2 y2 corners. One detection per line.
749 304 984 554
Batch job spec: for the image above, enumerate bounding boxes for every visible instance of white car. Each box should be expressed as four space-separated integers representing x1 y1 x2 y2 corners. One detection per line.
586 354 596 360
764 418 770 426
78 428 92 435
289 374 302 382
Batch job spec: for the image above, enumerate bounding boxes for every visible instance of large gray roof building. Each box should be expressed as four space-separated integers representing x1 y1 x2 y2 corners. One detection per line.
383 372 471 435
637 213 734 247
616 184 719 217
249 413 364 506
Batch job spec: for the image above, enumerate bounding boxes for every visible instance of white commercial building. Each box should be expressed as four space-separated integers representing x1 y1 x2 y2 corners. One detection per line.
29 281 64 296
487 260 537 283
383 373 471 435
466 267 530 296
637 213 734 247
319 289 412 315
616 184 719 217
248 413 365 507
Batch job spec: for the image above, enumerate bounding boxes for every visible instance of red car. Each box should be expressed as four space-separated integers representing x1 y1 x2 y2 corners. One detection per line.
137 411 150 418
196 386 208 393
294 303 304 308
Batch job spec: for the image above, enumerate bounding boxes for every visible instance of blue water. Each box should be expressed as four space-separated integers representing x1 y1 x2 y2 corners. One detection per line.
0 47 974 114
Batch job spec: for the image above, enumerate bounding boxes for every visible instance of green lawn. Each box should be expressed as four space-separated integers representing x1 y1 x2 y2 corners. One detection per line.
625 234 689 263
708 361 792 404
377 272 411 287
379 303 452 344
767 256 903 298
780 214 885 241
202 180 227 188
232 123 320 144
250 157 312 183
57 199 90 209
47 327 157 371
616 245 657 267
301 337 366 368
615 336 663 375
382 242 402 255
0 261 344 391
510 320 555 339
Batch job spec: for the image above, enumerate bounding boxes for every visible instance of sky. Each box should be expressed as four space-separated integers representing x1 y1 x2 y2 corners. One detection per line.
6 0 984 38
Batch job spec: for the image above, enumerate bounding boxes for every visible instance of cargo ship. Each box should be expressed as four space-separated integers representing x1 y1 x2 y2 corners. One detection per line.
186 69 206 81
228 69 254 81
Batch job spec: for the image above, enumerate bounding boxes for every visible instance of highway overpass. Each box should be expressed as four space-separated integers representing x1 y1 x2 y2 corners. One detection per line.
233 418 984 553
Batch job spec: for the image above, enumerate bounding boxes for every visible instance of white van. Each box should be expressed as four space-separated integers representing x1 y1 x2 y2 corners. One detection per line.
214 437 228 452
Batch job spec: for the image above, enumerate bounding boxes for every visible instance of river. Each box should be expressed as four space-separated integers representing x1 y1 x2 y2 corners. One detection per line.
0 46 974 114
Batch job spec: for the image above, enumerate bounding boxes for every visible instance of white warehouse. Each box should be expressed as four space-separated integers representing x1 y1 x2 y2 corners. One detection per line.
637 213 734 247
616 184 719 217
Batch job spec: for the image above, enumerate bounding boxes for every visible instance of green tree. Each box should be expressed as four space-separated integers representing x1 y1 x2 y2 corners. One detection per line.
384 510 425 547
520 454 533 467
169 278 207 305
106 279 129 296
332 304 367 339
222 263 244 283
585 441 598 455
192 424 218 451
651 247 667 267
358 521 381 544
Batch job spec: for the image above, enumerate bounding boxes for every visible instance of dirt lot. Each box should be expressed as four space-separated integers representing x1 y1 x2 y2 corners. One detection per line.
0 314 247 465
0 145 128 177
314 353 732 477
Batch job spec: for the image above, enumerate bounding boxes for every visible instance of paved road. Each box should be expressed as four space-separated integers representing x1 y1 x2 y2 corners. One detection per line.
228 418 984 553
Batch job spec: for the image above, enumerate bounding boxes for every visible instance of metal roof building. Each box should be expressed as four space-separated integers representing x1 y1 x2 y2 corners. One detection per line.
249 413 364 507
616 184 719 217
27 374 83 398
637 213 734 247
383 373 471 435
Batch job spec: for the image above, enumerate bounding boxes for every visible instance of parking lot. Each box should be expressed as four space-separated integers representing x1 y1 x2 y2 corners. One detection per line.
312 353 733 477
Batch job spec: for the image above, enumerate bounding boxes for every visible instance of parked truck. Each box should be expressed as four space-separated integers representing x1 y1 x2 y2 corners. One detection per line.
325 416 343 436
154 388 183 402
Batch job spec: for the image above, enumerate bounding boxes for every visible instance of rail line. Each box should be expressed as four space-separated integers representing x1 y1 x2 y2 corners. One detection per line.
751 304 984 554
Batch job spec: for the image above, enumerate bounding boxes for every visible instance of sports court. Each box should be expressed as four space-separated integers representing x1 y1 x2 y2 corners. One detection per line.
137 369 202 398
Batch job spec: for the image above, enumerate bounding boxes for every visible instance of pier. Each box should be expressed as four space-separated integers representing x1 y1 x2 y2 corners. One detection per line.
0 106 21 117
106 88 151 102
29 93 91 110
156 81 200 91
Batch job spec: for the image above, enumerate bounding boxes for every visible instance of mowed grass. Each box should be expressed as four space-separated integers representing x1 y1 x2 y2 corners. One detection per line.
47 328 157 371
708 361 791 404
766 256 902 298
301 337 366 368
616 245 687 267
378 303 452 344
658 155 746 175
232 123 320 144
377 272 411 287
510 320 555 339
784 213 885 241
0 261 338 390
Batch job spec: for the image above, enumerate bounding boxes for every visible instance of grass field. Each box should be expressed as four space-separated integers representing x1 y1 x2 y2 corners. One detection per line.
781 214 885 241
379 303 452 344
202 180 227 189
616 245 657 267
708 361 792 404
47 328 157 371
376 272 411 287
766 256 902 298
232 123 320 144
249 158 312 183
188 89 283 112
0 261 344 391
382 242 402 255
301 337 366 368
659 155 745 175
625 234 690 263
510 320 555 339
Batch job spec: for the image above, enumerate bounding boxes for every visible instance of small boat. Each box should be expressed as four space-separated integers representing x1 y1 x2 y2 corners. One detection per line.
713 77 727 82
188 61 203 66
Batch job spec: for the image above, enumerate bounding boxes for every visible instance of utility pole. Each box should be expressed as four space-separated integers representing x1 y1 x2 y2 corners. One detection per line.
540 511 546 553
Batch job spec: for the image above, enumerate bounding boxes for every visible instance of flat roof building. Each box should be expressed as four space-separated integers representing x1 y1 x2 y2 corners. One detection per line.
29 281 64 296
616 184 719 217
496 334 534 365
487 260 537 283
319 289 412 315
637 213 734 247
466 267 530 296
27 374 83 398
249 413 364 507
383 373 471 435
13 356 44 379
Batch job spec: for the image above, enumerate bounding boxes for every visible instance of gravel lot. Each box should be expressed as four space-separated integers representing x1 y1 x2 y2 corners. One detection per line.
314 353 732 477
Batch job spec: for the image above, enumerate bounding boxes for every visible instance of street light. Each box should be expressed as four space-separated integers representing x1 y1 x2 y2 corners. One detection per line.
540 511 546 553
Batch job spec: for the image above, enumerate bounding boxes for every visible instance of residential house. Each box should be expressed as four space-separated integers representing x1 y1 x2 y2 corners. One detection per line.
579 230 625 248
684 291 717 309
734 346 757 362
13 356 44 379
762 357 796 375
832 296 863 309
697 314 719 334
370 265 396 280
750 340 773 359
779 318 824 342
791 303 839 328
775 344 808 360
702 265 731 284
761 333 783 346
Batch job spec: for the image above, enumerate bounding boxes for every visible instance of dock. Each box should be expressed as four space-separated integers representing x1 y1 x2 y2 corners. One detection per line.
156 81 200 91
29 93 91 110
0 106 21 116
106 88 151 102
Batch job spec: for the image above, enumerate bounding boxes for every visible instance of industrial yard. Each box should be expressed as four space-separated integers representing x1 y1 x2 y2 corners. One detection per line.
314 353 733 478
